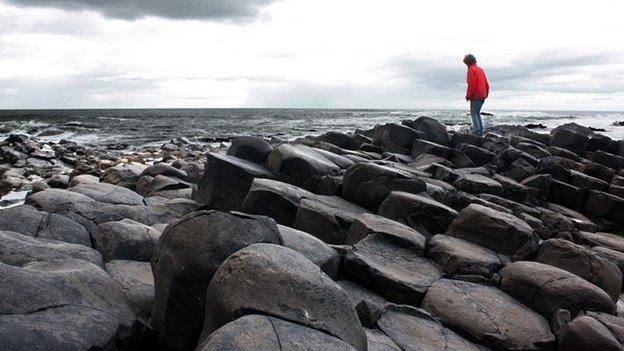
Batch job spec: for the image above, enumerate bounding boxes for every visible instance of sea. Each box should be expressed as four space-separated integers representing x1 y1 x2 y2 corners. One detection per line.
1 108 623 148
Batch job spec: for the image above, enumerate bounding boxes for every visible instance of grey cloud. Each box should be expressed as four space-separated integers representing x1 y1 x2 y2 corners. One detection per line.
3 0 278 21
388 51 624 94
0 70 162 108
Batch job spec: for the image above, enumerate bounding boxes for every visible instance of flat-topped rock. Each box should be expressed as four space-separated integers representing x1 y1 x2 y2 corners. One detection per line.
452 172 504 196
426 234 508 277
293 196 368 244
448 204 538 260
266 143 341 191
196 152 273 210
422 278 555 350
343 233 443 305
226 136 274 163
342 162 426 211
378 191 458 238
345 213 426 252
241 178 314 226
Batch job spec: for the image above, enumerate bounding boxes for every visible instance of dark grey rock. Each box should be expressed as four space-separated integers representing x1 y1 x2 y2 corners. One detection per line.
499 261 616 319
201 243 366 351
91 219 161 262
195 152 273 210
342 162 426 211
150 211 282 351
423 278 555 350
536 239 622 301
343 233 443 305
197 315 357 351
226 136 274 163
266 143 341 191
378 191 458 238
105 260 154 323
241 178 314 226
0 230 102 267
377 304 483 351
278 224 340 279
448 204 538 260
426 234 508 277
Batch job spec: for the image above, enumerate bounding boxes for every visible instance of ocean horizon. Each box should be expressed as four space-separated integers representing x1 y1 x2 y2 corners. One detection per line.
2 108 624 148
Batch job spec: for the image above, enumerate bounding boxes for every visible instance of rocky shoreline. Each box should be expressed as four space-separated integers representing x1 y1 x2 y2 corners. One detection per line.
1 117 624 350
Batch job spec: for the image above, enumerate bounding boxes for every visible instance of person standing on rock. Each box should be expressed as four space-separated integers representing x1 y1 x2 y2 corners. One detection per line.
464 54 490 136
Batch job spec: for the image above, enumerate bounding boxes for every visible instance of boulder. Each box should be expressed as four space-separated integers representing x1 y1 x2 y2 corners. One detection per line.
378 191 458 238
536 239 622 301
504 158 536 182
584 161 616 183
487 124 550 144
377 304 482 351
0 230 102 267
422 279 555 350
0 259 137 350
579 231 624 253
91 219 161 262
426 234 508 277
293 196 368 244
550 122 592 156
569 170 610 191
278 224 340 279
548 179 585 208
201 243 366 351
410 139 451 159
448 204 538 260
0 205 90 246
584 190 624 223
345 213 426 252
558 313 624 351
342 162 426 211
457 143 495 166
365 328 401 351
266 143 341 191
492 173 531 203
312 147 355 169
402 116 450 145
70 181 144 205
101 162 147 190
337 280 388 327
195 153 273 211
452 172 504 196
522 174 551 201
499 261 616 319
241 178 314 226
593 246 624 283
226 136 274 163
316 174 343 195
140 163 187 180
592 150 624 170
105 260 154 322
150 211 282 351
373 123 422 154
317 131 362 150
343 233 443 305
197 315 357 351
516 142 552 159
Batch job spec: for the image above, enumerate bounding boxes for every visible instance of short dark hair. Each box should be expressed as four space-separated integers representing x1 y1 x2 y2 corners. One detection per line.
463 54 477 65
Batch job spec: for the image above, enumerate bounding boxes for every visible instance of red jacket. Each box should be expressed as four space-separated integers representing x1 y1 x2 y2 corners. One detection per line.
466 64 489 100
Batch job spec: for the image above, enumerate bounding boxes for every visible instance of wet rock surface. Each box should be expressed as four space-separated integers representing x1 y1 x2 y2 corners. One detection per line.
2 120 624 350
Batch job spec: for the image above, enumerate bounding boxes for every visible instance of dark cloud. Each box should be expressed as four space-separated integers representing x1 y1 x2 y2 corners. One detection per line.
4 0 277 21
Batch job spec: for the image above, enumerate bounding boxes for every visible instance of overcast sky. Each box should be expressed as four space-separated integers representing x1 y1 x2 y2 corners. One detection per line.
1 0 623 110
